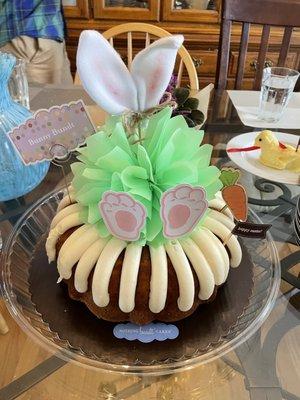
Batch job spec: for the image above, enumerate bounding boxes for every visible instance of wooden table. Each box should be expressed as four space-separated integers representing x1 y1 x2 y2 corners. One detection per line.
0 85 299 400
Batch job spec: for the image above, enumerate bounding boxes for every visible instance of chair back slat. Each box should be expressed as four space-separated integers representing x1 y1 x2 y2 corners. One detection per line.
223 0 300 27
176 59 184 87
109 37 114 47
235 22 250 89
127 32 133 71
253 25 271 90
278 26 293 67
216 0 300 90
216 19 232 90
145 32 150 47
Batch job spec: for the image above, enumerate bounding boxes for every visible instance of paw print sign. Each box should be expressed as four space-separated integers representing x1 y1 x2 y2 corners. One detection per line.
99 184 208 242
99 192 147 241
160 184 208 239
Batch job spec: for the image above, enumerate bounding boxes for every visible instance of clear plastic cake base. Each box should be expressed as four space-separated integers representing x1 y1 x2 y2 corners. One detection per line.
1 188 280 376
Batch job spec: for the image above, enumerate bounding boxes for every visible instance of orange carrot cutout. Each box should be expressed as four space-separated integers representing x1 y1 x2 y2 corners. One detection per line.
220 168 248 222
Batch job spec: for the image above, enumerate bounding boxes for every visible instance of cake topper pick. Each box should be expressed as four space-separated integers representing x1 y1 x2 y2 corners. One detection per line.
98 184 209 242
99 191 147 241
50 144 72 203
160 184 208 239
219 167 248 222
220 167 271 242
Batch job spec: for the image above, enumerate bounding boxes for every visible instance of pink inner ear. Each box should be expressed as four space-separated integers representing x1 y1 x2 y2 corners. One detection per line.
148 64 162 92
115 210 137 232
168 205 190 229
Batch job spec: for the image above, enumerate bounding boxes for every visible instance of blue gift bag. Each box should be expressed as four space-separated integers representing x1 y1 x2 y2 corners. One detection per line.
0 53 49 201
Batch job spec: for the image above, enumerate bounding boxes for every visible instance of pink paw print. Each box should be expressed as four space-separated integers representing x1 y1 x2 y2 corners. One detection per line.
161 184 208 239
99 191 146 241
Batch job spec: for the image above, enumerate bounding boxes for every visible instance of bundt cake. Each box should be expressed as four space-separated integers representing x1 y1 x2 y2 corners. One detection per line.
46 188 242 325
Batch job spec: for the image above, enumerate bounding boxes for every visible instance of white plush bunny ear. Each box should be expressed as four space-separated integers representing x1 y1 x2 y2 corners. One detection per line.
131 35 184 111
77 30 138 115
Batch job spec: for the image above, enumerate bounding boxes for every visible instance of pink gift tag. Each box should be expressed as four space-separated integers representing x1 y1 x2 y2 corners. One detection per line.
8 100 95 165
99 191 147 241
160 184 208 239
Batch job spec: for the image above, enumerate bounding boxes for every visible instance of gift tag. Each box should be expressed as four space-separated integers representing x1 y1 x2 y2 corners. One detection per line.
8 100 95 165
113 323 179 343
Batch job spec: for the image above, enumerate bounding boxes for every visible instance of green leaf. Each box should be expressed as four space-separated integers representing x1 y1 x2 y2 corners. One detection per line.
184 116 196 127
184 97 199 110
219 167 241 186
191 109 205 125
174 87 190 105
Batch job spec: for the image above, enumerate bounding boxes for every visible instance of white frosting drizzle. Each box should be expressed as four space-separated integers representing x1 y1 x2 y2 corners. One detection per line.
165 241 195 312
46 212 83 262
149 245 168 313
56 224 91 270
56 223 90 250
208 199 233 219
191 229 226 285
202 227 230 281
57 188 76 212
119 244 143 313
208 209 235 230
203 217 242 268
180 238 215 300
51 203 83 229
58 225 100 279
92 238 127 307
75 238 110 293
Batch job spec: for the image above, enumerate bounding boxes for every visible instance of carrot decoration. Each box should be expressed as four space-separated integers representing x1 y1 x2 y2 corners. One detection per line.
220 167 248 222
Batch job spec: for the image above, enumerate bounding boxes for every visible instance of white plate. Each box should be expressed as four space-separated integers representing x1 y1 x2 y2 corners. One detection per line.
226 132 300 185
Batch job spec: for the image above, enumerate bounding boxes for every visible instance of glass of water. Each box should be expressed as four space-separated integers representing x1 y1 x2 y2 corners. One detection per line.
259 67 299 122
8 57 30 109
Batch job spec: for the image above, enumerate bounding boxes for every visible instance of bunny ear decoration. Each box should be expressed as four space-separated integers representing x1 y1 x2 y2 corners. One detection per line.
76 30 184 115
77 30 138 115
131 35 184 111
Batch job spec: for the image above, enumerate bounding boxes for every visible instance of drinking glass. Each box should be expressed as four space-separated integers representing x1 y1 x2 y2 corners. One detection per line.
8 58 30 109
258 67 299 123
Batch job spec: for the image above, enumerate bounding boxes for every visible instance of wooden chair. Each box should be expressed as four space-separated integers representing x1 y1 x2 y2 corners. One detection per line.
0 310 8 335
216 0 300 90
74 22 199 90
